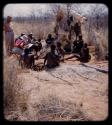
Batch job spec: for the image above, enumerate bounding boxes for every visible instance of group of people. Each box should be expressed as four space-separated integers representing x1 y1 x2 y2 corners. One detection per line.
13 32 42 68
72 35 91 62
4 16 91 70
45 32 91 65
67 15 82 40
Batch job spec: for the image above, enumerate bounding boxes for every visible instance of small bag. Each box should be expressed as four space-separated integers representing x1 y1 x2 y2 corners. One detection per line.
15 39 24 48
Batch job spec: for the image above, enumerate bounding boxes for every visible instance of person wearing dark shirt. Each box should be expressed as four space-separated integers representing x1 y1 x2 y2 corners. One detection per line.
46 34 54 46
72 39 79 53
28 33 36 44
80 43 91 62
56 42 65 62
64 40 71 53
74 21 81 40
44 44 60 68
73 35 84 54
78 35 84 48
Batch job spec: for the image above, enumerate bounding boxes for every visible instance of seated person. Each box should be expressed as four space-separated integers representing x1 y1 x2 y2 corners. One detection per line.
64 40 71 53
12 37 26 55
79 43 91 62
28 33 36 44
56 42 65 61
44 44 60 68
72 39 79 53
26 38 42 55
15 33 26 43
46 34 54 46
72 35 84 54
22 48 35 68
78 35 84 50
36 38 42 51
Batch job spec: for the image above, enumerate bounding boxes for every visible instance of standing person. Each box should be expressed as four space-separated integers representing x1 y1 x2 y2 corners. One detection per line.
74 20 81 40
4 16 14 56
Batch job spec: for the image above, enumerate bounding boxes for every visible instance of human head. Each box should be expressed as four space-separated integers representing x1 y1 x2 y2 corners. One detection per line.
6 16 12 22
70 15 73 21
38 38 41 42
21 33 26 36
84 43 88 48
22 35 28 43
48 34 52 38
79 35 82 40
28 33 33 39
51 44 56 51
57 42 62 48
24 48 29 55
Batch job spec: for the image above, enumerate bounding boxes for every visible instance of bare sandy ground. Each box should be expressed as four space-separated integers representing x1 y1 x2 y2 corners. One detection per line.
9 58 108 121
4 51 108 121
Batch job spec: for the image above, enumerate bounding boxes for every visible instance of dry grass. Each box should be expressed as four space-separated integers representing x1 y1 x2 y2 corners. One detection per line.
13 21 55 39
82 24 108 60
35 94 90 121
3 56 27 119
3 56 108 121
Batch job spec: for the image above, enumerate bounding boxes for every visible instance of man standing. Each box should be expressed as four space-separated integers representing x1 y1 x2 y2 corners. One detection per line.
4 16 14 56
74 21 81 40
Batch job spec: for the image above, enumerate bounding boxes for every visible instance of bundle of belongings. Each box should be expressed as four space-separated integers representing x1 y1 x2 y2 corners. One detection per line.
12 33 42 68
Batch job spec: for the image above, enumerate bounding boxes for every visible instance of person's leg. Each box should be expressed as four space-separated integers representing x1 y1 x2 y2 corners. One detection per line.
5 33 10 56
10 31 14 51
7 32 14 56
31 55 35 67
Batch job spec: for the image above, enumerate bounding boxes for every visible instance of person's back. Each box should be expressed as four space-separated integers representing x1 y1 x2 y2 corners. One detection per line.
72 40 79 53
44 44 60 68
46 52 59 67
80 43 90 62
46 34 55 47
64 41 71 53
56 42 65 61
22 48 35 68
78 35 84 53
78 40 84 50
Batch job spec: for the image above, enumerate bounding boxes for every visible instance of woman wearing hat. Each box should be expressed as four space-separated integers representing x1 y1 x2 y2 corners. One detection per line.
4 16 14 56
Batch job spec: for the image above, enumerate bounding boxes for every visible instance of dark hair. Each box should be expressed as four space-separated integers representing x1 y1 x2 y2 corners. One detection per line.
38 39 41 42
57 42 62 47
28 33 33 38
70 16 73 21
21 33 25 36
51 44 56 50
79 35 82 39
48 34 52 38
24 48 29 55
84 43 87 47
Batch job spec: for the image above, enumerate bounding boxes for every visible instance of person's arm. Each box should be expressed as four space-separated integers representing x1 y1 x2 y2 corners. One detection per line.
44 54 47 66
4 23 9 32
